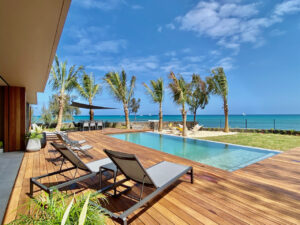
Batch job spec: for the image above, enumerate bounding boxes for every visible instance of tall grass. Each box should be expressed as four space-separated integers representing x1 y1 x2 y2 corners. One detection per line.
8 190 107 225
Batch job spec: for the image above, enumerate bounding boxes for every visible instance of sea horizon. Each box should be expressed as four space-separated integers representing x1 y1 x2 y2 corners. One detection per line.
33 114 300 131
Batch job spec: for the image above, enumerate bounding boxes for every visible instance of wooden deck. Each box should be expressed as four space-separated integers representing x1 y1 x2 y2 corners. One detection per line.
3 129 300 224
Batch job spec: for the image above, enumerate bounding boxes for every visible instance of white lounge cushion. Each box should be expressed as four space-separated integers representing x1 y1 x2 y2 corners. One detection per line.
146 161 190 187
72 145 93 151
86 158 113 173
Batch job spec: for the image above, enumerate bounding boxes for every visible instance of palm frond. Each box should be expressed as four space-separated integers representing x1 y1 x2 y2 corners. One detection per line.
206 67 228 101
127 75 136 103
143 78 164 103
76 73 101 104
104 71 135 105
168 72 190 105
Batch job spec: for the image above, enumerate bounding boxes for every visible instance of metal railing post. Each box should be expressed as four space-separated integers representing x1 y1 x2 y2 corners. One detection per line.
245 119 247 129
274 119 276 130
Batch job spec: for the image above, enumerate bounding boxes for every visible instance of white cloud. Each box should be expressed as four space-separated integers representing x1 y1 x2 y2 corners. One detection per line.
73 0 125 10
184 56 204 63
166 23 176 30
182 48 191 53
274 0 300 16
217 57 234 71
66 38 127 54
210 50 220 56
95 40 127 53
64 25 127 54
157 26 163 32
165 51 177 57
269 29 286 36
131 4 143 10
88 56 159 73
175 1 300 51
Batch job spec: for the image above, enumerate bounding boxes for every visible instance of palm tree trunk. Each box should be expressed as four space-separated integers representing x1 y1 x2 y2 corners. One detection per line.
90 109 94 121
124 105 130 129
182 105 187 136
56 96 64 131
224 99 229 132
158 102 163 132
193 109 197 125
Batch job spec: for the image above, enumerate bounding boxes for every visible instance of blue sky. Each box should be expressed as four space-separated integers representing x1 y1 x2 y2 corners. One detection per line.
35 0 300 116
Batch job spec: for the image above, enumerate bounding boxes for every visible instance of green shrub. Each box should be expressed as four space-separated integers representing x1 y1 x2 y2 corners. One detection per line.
0 141 3 148
9 190 107 225
26 126 44 140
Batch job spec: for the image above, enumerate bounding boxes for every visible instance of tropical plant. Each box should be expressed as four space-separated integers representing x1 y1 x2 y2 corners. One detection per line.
9 190 107 225
76 73 101 121
50 55 84 131
169 72 191 136
143 78 164 131
49 94 81 123
187 74 209 125
104 70 136 129
206 67 229 132
26 126 43 140
129 98 141 121
40 105 54 127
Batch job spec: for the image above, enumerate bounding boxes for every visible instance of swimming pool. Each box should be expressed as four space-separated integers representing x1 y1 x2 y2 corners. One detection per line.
108 132 280 171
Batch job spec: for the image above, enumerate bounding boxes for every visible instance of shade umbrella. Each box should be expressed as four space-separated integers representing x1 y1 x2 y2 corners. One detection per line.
71 101 116 110
71 101 116 121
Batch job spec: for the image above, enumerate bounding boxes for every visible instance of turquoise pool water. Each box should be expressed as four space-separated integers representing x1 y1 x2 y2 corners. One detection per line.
108 132 279 171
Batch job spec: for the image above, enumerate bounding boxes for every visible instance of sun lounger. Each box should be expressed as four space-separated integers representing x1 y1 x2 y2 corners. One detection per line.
98 149 193 225
30 143 116 197
56 132 93 158
191 124 203 132
56 131 86 144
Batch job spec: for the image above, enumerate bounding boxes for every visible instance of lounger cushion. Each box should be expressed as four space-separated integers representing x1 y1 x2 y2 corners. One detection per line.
73 145 92 151
146 161 190 187
78 140 86 144
86 158 114 173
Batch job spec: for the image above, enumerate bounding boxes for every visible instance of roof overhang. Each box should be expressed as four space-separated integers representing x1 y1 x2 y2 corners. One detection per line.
0 0 71 104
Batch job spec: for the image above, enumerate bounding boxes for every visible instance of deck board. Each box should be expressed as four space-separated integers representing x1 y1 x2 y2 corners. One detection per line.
3 128 300 224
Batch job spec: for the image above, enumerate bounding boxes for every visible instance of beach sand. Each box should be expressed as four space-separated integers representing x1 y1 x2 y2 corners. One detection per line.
157 129 237 138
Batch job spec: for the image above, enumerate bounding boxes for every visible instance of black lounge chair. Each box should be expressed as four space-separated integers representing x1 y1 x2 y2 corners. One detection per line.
98 149 193 225
30 143 116 197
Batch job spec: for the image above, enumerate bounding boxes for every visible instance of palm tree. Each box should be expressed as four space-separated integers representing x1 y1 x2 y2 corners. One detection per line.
129 98 141 121
143 78 164 131
206 67 229 132
48 94 81 123
169 72 191 136
188 74 209 125
76 73 101 121
50 55 84 131
104 70 136 129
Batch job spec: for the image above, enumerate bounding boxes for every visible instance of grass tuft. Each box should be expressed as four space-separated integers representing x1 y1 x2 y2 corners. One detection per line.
199 133 300 151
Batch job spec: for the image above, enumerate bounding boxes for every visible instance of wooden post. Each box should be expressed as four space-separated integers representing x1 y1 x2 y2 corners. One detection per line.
2 86 26 152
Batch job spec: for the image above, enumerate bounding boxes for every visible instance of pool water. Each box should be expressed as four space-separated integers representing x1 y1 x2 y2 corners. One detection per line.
108 132 279 171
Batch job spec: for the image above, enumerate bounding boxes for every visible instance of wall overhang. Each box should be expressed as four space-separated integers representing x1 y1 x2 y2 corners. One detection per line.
0 0 71 104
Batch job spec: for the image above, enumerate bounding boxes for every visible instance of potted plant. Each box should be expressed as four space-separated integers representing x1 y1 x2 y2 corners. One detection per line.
26 126 43 152
0 141 3 153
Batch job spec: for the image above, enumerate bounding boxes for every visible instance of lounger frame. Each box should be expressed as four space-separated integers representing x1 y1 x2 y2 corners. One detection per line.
30 143 106 197
97 149 193 225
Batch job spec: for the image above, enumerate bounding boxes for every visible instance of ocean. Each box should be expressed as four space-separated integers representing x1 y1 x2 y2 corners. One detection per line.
32 114 300 131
